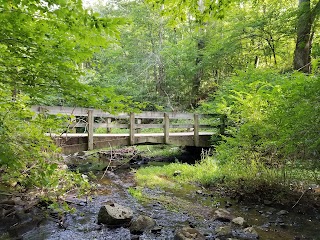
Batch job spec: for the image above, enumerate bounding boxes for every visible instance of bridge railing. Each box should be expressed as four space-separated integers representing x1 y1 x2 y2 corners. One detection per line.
31 106 226 150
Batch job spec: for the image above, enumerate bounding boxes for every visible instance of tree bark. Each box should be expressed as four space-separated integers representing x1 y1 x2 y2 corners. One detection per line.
293 0 320 73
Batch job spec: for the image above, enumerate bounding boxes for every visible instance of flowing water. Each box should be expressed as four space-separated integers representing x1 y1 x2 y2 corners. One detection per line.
0 150 319 240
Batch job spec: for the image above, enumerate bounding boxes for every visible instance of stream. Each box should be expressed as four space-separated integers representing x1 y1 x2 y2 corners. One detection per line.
0 147 319 240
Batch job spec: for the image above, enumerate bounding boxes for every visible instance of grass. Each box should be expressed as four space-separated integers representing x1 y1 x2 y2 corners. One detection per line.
133 156 320 204
136 145 183 158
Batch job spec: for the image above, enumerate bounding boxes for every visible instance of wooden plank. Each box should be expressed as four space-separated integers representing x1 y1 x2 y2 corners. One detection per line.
129 113 135 145
87 109 94 150
136 119 141 133
164 113 169 144
94 123 129 129
106 117 112 133
135 111 194 119
135 124 164 129
194 114 199 147
170 124 194 129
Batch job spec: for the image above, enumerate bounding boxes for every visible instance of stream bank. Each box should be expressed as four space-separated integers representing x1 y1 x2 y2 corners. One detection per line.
0 145 319 240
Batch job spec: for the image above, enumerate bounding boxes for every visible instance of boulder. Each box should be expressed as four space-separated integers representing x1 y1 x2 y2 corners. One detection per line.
129 215 156 234
214 208 234 222
97 202 133 227
174 226 205 240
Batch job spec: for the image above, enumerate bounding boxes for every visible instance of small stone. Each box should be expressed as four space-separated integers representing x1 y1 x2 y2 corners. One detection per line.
129 215 156 234
276 210 289 215
214 208 234 222
243 227 259 239
232 217 246 226
225 201 232 208
173 170 182 177
174 226 205 240
263 200 272 206
196 190 203 195
215 225 232 237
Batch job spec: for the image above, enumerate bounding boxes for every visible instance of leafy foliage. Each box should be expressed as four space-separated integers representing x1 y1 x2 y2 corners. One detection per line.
0 89 90 199
204 70 319 171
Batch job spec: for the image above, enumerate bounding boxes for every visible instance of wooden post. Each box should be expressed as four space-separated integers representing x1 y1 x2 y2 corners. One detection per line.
194 114 199 147
106 117 112 133
129 113 135 145
136 118 141 133
87 109 94 150
219 114 226 136
164 113 169 144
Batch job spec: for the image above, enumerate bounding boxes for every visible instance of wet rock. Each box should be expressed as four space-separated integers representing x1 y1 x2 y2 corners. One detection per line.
276 210 289 215
232 217 246 226
214 208 234 222
215 225 232 238
196 190 203 195
151 226 162 234
263 200 272 206
129 215 156 234
243 226 259 239
225 201 233 208
174 226 205 240
97 202 133 227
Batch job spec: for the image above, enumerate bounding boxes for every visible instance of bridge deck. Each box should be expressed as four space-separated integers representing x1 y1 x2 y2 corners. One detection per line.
52 132 215 154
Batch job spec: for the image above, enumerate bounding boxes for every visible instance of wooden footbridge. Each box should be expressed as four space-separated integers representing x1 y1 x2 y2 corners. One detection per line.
31 106 226 154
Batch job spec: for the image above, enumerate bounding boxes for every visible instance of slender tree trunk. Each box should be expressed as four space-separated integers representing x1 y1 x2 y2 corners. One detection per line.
191 39 205 107
293 0 312 73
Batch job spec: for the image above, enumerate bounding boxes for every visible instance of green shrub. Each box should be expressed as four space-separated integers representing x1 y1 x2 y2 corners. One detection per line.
201 70 319 183
0 88 90 200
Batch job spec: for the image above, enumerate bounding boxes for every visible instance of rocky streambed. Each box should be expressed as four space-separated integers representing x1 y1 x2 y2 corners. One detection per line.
0 147 319 240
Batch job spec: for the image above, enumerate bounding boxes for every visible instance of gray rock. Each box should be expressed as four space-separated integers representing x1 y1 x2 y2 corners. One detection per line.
215 208 234 222
243 227 259 239
263 200 272 206
276 210 289 215
174 226 205 240
97 202 133 227
129 215 156 234
215 225 232 237
232 217 246 226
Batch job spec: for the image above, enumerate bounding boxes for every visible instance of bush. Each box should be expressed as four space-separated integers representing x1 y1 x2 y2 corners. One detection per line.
0 88 90 200
202 70 319 183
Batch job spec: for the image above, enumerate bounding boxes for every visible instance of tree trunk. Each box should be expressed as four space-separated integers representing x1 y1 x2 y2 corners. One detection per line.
293 0 312 73
191 39 205 107
293 0 320 73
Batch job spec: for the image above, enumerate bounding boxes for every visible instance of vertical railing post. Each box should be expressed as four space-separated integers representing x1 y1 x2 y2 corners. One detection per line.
129 113 135 145
164 113 169 144
136 119 142 133
194 114 199 147
87 109 94 150
106 117 112 133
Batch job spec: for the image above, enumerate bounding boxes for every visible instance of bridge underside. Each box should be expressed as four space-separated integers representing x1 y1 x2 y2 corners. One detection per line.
53 133 213 154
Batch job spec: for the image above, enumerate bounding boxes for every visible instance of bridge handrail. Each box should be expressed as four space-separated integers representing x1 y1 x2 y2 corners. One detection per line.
31 105 225 149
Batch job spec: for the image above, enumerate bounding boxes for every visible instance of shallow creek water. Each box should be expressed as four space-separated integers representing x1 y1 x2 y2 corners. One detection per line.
1 152 319 240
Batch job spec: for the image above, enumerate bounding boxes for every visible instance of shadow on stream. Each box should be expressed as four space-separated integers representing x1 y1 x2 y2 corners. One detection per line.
0 146 319 240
